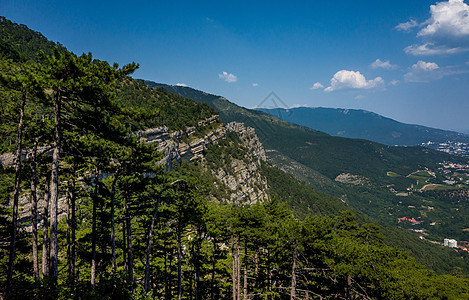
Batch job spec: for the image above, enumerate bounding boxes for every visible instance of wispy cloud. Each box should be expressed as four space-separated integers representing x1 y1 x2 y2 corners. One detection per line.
324 70 384 92
218 71 238 83
252 83 259 87
310 82 324 90
404 43 469 56
371 59 398 70
395 19 419 32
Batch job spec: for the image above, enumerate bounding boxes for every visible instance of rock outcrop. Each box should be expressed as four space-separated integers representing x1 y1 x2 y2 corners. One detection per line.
136 116 268 204
4 115 269 228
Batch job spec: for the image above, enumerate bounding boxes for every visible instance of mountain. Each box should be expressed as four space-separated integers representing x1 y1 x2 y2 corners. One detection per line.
148 81 469 272
257 106 469 147
2 16 469 298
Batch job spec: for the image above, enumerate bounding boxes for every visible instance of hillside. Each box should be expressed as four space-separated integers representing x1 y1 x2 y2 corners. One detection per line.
257 107 469 152
149 82 469 268
2 16 469 299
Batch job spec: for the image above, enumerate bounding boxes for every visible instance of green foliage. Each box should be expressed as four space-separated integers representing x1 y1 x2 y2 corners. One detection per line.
2 16 469 299
0 16 67 62
115 79 217 132
153 80 469 276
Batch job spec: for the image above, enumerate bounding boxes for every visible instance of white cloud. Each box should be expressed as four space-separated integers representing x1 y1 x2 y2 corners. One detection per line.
418 0 469 39
404 43 469 55
252 83 259 87
395 19 419 31
324 70 384 92
175 83 188 87
310 82 324 90
400 0 469 56
404 60 441 82
218 71 238 83
389 80 400 86
414 60 439 71
355 95 365 100
371 59 398 70
405 60 469 82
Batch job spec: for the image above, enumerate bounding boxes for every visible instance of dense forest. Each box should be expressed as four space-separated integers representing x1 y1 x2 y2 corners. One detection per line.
1 16 469 299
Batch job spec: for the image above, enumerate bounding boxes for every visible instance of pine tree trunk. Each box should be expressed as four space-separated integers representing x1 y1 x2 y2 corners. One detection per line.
346 275 352 300
164 242 170 300
110 171 119 275
211 239 216 300
254 250 259 292
144 184 165 292
237 235 241 300
66 175 76 279
290 247 297 300
66 184 71 277
125 195 134 290
71 178 76 281
42 174 51 278
177 221 183 300
30 137 40 281
6 91 26 295
123 221 127 274
91 168 99 285
243 240 248 300
232 235 237 300
49 95 62 282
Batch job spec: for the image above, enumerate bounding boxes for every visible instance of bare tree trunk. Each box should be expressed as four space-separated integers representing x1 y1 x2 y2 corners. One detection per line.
237 235 241 300
122 221 127 274
49 96 62 282
110 171 119 275
42 174 51 278
232 235 237 300
243 240 248 300
71 178 76 281
30 137 40 281
164 242 170 300
254 250 259 292
211 239 217 300
66 175 76 279
346 276 352 300
90 168 99 285
125 195 134 290
178 221 183 300
145 184 166 292
6 92 26 295
290 247 297 300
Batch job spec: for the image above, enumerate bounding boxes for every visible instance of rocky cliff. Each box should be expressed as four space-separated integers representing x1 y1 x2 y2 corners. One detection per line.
136 115 268 203
4 115 269 228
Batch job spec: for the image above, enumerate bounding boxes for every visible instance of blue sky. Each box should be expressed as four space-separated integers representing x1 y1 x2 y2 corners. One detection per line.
2 0 469 132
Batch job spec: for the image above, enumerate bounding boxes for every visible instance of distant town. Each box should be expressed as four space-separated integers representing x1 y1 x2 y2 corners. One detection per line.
421 141 469 156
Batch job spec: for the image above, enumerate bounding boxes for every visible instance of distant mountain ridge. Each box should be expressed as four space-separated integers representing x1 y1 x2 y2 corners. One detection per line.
257 107 469 147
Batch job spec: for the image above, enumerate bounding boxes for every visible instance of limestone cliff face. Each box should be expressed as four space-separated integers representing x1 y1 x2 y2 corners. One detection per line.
4 115 269 227
135 115 268 203
213 122 268 204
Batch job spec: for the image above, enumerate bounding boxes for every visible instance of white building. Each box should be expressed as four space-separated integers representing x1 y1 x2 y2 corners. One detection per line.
444 238 458 248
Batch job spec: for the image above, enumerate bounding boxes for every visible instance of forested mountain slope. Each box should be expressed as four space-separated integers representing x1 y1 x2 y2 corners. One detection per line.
2 16 469 299
258 106 469 146
149 82 469 271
